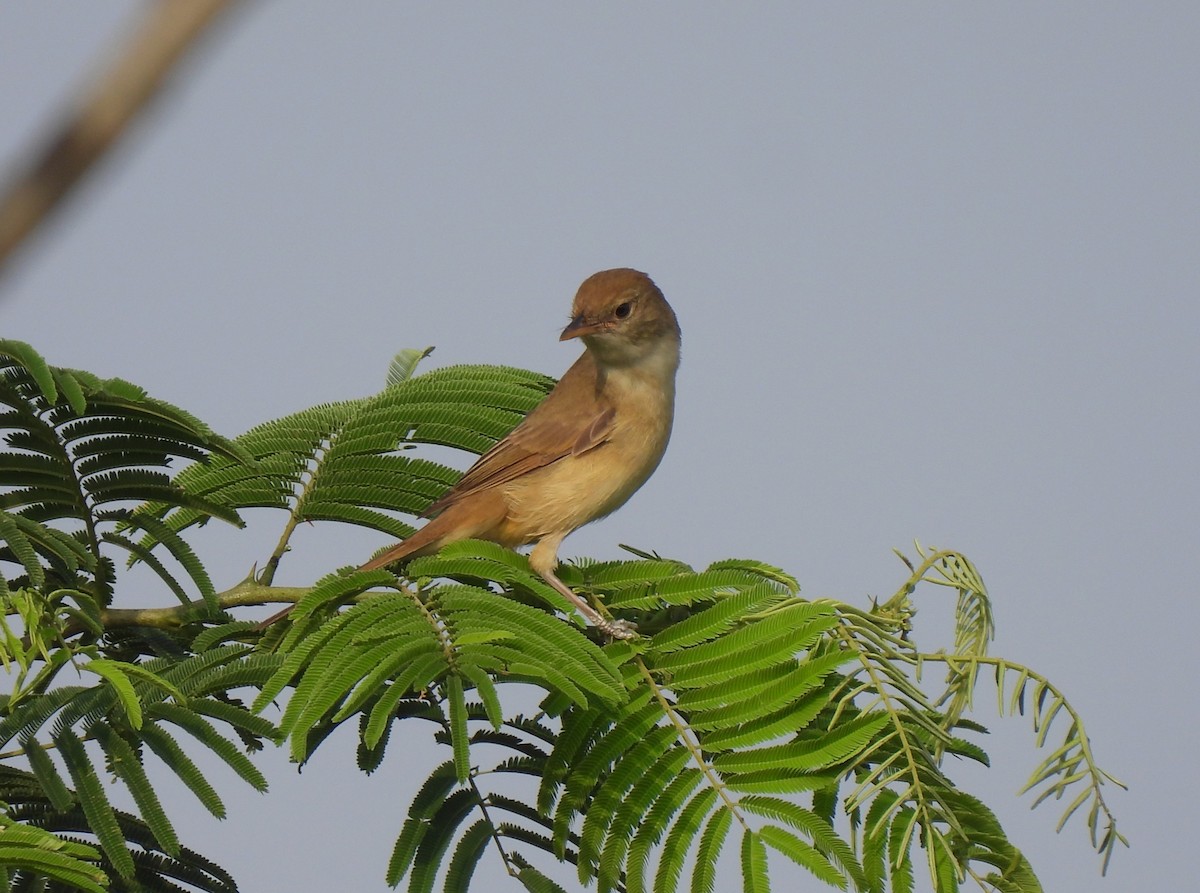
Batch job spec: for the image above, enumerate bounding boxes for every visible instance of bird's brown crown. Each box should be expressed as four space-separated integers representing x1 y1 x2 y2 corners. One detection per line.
560 269 680 359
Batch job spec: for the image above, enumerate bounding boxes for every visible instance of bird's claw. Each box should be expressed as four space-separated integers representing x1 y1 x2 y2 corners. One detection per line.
598 617 638 640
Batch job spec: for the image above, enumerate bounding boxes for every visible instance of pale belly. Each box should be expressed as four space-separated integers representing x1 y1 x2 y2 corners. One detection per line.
501 415 671 543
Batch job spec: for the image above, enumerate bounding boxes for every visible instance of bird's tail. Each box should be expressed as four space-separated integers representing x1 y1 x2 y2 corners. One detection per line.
257 525 441 631
358 534 428 572
257 500 498 630
360 495 509 572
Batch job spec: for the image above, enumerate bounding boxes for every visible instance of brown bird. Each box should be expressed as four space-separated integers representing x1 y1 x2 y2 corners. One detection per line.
354 268 681 639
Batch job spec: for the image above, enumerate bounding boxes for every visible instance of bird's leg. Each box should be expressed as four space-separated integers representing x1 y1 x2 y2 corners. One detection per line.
529 535 636 640
540 564 638 640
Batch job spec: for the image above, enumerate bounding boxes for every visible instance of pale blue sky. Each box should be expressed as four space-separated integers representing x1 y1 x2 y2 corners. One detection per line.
2 4 1197 891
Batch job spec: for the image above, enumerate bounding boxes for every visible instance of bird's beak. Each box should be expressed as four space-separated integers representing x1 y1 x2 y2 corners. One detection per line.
560 315 606 341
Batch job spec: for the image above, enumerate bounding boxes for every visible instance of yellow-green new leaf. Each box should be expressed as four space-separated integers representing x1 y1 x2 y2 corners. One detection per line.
82 659 143 730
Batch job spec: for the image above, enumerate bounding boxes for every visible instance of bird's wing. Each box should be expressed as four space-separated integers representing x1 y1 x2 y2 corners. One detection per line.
423 353 614 517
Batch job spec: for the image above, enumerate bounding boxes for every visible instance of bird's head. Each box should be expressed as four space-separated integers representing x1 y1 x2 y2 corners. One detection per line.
560 269 681 369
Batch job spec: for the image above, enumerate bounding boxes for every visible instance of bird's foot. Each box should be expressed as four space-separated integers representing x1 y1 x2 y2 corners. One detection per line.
533 562 638 640
594 616 638 640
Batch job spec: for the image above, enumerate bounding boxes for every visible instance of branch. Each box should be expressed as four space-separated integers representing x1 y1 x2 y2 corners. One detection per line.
63 579 309 637
0 0 241 275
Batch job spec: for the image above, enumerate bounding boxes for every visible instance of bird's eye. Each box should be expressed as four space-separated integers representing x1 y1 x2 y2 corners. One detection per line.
614 301 633 320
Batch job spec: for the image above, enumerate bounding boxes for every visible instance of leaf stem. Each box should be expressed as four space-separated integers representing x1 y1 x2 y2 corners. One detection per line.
259 436 337 586
837 622 947 852
635 656 748 831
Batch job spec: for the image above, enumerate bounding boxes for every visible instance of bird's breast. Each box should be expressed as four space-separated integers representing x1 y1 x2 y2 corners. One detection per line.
503 368 675 541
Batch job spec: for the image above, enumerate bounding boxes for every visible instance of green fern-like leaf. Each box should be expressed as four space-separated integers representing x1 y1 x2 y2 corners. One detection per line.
713 711 890 776
6 794 237 893
0 818 107 893
0 342 250 618
443 818 493 893
2 344 1120 892
0 509 48 588
654 786 719 893
689 806 732 893
115 509 217 607
138 722 227 819
656 602 840 690
92 721 180 856
54 727 136 879
511 853 571 893
739 828 770 893
405 787 479 893
386 762 459 885
597 745 692 892
581 724 679 877
149 702 268 792
80 658 144 729
388 347 436 387
538 562 879 893
21 738 74 813
137 363 554 561
647 584 790 653
626 769 705 893
446 673 472 784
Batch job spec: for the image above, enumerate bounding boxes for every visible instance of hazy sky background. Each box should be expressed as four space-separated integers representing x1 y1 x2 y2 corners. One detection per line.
2 4 1197 891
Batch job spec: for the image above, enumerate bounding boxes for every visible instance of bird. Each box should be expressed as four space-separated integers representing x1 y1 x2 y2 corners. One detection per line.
357 268 681 639
259 268 680 638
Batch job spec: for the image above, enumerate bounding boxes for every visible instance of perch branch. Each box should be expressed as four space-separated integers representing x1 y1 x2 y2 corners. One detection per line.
63 579 308 638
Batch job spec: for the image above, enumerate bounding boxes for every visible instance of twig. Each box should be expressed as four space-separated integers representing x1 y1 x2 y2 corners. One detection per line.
0 0 241 274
